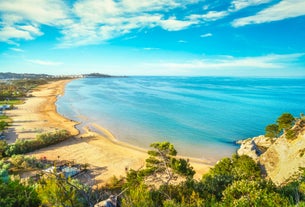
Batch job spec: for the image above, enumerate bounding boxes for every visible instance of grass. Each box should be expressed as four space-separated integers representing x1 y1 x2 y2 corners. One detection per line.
0 115 8 120
0 115 12 123
0 99 23 105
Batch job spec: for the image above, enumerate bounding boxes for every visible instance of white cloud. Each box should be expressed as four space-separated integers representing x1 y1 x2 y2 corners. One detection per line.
2 0 303 48
188 11 228 22
232 0 305 27
0 0 217 47
19 25 43 36
0 26 33 41
200 33 212 38
27 59 62 66
230 0 272 11
149 53 305 70
73 0 119 23
10 48 24 52
0 0 69 43
0 23 43 42
203 11 229 21
159 17 195 31
144 47 159 50
121 0 181 12
202 5 209 10
59 0 198 47
0 0 69 25
59 13 164 47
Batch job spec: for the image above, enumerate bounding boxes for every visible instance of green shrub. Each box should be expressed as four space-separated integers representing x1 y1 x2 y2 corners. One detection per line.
265 124 279 138
121 183 154 207
9 155 41 170
4 130 71 157
0 179 41 207
221 180 289 206
0 121 8 131
285 129 297 140
200 154 262 203
277 113 295 131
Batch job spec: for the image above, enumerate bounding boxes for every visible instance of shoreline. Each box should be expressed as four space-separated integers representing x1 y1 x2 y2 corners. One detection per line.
71 107 222 164
7 79 212 183
88 123 213 165
5 79 79 143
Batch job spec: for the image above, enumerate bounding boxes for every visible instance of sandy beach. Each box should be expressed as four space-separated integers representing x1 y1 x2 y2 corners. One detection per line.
6 79 211 184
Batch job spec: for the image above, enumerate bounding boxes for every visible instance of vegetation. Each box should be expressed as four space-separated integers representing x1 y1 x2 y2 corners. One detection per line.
0 121 8 131
117 142 305 206
1 106 305 206
37 174 85 207
221 179 289 206
3 130 71 156
285 129 297 140
265 112 299 139
9 154 44 170
0 100 23 105
0 159 10 182
265 123 279 138
120 150 305 206
0 115 11 134
0 139 305 206
0 75 73 101
0 79 48 101
0 78 56 138
144 142 194 184
0 179 40 207
277 113 295 131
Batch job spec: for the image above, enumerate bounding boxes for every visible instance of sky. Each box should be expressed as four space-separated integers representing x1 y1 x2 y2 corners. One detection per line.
0 0 305 76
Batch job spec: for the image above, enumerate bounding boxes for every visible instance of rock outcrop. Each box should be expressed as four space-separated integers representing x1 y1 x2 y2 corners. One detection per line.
237 135 275 161
237 119 305 186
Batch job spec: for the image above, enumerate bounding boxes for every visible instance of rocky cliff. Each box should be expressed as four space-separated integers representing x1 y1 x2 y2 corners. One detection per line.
237 118 305 186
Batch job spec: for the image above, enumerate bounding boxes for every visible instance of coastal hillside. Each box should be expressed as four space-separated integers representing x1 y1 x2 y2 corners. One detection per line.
2 78 305 206
238 114 305 185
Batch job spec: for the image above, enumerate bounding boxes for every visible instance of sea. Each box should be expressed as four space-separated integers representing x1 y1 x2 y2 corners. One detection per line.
56 76 305 163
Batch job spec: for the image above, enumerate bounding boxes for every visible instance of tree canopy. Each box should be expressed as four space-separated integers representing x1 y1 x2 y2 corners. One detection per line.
277 113 295 131
265 124 279 138
265 112 296 138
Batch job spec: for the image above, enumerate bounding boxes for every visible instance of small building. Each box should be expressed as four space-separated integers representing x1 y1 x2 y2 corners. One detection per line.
0 132 4 140
42 165 81 178
42 166 56 174
0 105 10 111
61 166 80 178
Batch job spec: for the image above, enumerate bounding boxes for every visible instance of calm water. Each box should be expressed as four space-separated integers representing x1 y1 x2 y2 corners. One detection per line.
56 77 305 162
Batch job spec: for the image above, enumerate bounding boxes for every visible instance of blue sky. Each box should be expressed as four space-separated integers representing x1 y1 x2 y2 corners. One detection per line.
0 0 305 76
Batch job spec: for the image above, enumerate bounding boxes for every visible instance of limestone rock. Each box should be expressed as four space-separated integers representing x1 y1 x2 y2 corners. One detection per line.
237 135 275 161
237 119 305 186
259 132 305 185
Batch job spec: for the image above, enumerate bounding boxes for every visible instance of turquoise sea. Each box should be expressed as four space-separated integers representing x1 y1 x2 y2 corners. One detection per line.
56 77 305 163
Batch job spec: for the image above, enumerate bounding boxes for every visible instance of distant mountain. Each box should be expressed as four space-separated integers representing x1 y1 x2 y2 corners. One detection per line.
0 72 54 79
0 72 125 80
82 73 112 78
82 73 126 78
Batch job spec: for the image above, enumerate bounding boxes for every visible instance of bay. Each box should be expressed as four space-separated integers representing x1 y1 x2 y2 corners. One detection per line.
56 76 305 162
